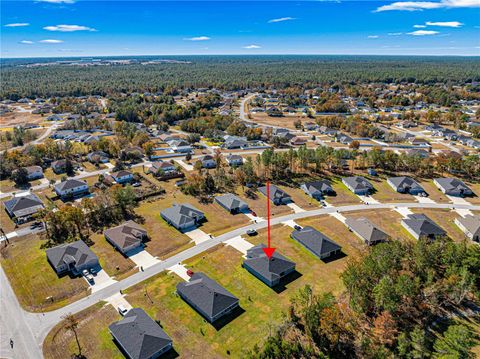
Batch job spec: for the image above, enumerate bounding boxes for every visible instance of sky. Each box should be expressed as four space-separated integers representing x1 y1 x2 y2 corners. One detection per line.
1 0 479 58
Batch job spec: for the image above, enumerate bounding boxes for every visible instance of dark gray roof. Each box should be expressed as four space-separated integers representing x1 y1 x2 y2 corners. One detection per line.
104 220 147 251
342 176 374 192
4 193 44 218
112 170 133 178
290 226 341 257
243 244 295 283
456 215 480 238
345 217 389 243
160 203 204 228
258 184 291 201
302 180 333 195
388 177 424 192
402 214 446 238
435 178 472 194
109 308 172 359
46 240 98 270
215 193 248 211
176 272 239 319
54 179 87 192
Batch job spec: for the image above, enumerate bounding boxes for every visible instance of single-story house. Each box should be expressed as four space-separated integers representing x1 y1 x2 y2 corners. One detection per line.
243 244 296 287
14 165 44 181
148 161 176 175
337 133 354 145
109 308 173 359
54 179 89 199
290 137 307 146
345 217 389 245
51 159 68 174
301 180 334 200
290 226 342 260
342 176 374 195
222 136 249 149
46 240 99 276
215 193 248 214
387 176 425 195
3 193 44 223
87 151 109 164
401 214 447 240
110 170 134 184
406 149 430 158
168 139 193 153
160 203 205 230
201 155 216 169
104 220 147 254
225 154 243 167
434 178 473 197
454 215 480 242
258 184 291 205
176 272 239 323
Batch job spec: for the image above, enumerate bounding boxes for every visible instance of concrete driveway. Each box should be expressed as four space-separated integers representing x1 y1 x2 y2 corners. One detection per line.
105 293 132 312
166 263 190 281
127 247 160 269
184 228 211 245
287 203 306 213
88 268 117 293
224 236 254 255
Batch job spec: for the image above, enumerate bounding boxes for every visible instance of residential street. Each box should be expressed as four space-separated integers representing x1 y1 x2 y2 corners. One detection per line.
0 201 479 358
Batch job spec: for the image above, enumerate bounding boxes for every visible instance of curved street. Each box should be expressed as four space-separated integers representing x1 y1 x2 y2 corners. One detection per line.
1 201 479 358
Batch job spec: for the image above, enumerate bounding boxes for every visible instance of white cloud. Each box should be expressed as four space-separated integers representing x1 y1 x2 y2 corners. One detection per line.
414 24 427 28
368 35 380 38
426 21 464 27
388 32 403 35
268 17 296 23
4 23 30 27
39 39 64 43
375 0 480 12
184 36 210 41
408 30 440 35
20 40 34 44
243 44 261 49
44 24 97 32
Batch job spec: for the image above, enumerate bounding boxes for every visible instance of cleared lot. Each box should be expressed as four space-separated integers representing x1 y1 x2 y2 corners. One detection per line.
411 208 466 242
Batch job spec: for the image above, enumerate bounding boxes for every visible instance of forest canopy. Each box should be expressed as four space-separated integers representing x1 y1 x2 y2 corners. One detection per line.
2 55 480 99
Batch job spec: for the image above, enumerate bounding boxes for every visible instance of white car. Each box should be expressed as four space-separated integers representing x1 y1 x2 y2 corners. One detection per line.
118 305 129 316
82 269 94 283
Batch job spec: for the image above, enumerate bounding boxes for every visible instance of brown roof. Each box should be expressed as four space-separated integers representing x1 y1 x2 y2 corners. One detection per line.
104 220 147 251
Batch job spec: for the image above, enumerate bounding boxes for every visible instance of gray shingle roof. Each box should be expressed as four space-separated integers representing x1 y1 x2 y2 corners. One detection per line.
54 179 87 192
435 178 472 195
109 308 172 359
46 240 98 270
456 215 480 238
290 226 341 257
215 193 248 212
345 217 389 244
258 185 291 202
4 193 44 218
402 214 446 238
104 220 146 251
160 204 204 228
342 176 374 192
302 180 333 196
388 176 424 193
176 272 239 320
243 244 295 283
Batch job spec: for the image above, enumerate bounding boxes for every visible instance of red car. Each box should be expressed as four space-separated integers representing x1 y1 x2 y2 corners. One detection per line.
186 269 194 277
251 211 257 217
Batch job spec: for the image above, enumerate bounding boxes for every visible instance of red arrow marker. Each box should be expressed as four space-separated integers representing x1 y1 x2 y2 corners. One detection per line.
262 180 276 259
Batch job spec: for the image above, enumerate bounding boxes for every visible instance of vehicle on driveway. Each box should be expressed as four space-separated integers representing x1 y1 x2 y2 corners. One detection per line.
294 225 302 231
246 229 257 236
82 269 94 283
118 305 129 316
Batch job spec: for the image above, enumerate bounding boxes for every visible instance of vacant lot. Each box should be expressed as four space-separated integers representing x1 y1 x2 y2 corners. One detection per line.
411 208 465 242
43 302 123 359
345 209 413 242
465 182 480 205
0 235 89 312
246 111 307 129
238 186 292 219
276 184 320 211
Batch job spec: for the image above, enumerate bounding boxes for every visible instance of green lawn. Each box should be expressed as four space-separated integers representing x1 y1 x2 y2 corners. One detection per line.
326 178 362 206
43 302 124 359
0 235 89 312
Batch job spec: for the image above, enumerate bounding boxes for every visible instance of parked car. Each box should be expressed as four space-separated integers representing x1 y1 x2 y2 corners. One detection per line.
294 225 302 231
118 305 129 316
82 269 94 283
186 269 194 277
246 229 257 236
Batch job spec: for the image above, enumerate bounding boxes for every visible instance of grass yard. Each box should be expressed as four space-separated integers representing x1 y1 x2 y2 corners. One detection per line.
411 208 466 242
464 182 480 205
89 233 138 280
344 209 413 242
370 179 417 203
419 180 451 203
276 184 320 210
135 198 194 259
0 235 89 312
0 178 19 193
324 178 362 206
238 186 292 219
43 302 124 359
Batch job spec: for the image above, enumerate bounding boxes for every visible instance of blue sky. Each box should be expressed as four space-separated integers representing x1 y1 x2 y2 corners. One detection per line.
1 0 479 58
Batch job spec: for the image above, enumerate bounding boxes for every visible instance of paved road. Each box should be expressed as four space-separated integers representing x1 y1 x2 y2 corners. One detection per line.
0 123 61 155
1 201 479 358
